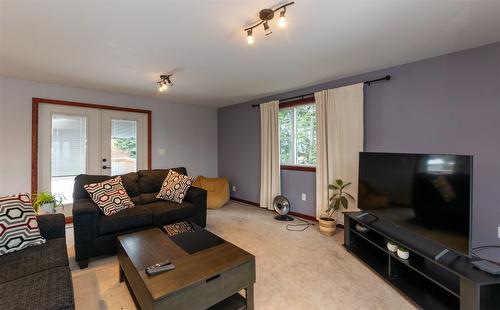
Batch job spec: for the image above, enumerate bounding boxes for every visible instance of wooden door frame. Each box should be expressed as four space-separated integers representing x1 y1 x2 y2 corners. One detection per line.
32 97 152 194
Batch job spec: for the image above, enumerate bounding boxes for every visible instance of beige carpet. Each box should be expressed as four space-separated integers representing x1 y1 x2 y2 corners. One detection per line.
67 201 416 310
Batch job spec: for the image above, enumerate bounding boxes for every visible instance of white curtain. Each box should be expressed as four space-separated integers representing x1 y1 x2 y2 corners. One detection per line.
315 83 364 222
260 101 281 210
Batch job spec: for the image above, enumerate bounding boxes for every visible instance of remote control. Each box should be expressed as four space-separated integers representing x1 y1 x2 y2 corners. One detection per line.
472 260 500 275
145 260 175 275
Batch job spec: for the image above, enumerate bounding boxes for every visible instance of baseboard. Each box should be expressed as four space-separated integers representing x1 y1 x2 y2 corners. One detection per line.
230 197 317 222
230 196 260 207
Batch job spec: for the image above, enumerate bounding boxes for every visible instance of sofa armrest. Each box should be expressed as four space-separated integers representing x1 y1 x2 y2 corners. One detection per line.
72 198 100 263
185 186 207 227
36 213 66 240
73 198 100 216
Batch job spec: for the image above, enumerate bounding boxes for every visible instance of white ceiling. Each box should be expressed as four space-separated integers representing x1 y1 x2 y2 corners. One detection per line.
1 0 499 108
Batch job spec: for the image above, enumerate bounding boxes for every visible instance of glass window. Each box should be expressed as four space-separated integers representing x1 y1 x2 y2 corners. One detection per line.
279 104 316 166
111 119 137 175
51 114 87 203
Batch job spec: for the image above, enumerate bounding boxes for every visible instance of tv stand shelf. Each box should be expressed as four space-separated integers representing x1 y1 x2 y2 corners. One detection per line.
345 212 500 310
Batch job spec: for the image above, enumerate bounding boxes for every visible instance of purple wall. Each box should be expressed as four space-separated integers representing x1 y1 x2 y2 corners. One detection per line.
218 42 500 254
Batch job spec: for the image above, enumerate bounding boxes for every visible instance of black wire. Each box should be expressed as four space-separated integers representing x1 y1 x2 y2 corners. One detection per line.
472 245 500 250
470 245 500 264
286 216 315 231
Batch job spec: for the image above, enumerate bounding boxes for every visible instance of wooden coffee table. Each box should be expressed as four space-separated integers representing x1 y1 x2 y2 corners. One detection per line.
117 225 255 310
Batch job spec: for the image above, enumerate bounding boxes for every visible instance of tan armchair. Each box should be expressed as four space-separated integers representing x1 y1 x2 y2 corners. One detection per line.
192 176 230 209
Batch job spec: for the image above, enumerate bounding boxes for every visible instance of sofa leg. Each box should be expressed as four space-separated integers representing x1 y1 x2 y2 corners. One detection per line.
78 259 89 269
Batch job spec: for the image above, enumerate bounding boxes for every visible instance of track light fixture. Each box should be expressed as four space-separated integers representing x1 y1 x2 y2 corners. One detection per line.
244 1 294 45
157 74 173 92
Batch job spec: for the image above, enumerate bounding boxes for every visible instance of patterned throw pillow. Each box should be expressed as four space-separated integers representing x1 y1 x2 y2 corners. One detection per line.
0 193 45 256
156 170 194 203
84 176 135 216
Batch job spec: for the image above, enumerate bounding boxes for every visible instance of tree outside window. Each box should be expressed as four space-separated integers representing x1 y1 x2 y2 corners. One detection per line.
279 104 316 166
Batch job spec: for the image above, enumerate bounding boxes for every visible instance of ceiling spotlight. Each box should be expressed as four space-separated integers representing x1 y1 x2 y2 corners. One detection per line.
247 29 255 45
263 21 272 36
278 10 286 28
157 74 173 93
243 2 294 44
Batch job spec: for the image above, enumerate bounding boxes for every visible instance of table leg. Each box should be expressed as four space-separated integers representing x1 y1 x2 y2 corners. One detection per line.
119 265 125 283
245 284 254 310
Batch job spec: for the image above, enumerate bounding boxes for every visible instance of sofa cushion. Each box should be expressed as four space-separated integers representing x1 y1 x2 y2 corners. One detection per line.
143 200 195 226
0 266 74 310
99 206 153 235
73 172 139 200
156 170 195 203
0 237 67 284
138 168 187 194
85 176 135 216
0 193 45 256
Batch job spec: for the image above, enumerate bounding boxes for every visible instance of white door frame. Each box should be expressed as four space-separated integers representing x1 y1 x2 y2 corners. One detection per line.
32 98 151 195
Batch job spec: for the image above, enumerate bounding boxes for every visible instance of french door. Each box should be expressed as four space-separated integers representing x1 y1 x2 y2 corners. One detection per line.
37 103 148 206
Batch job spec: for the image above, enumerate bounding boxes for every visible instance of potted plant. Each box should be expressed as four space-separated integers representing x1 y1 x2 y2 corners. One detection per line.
32 192 64 215
397 246 410 260
319 179 355 236
387 240 398 252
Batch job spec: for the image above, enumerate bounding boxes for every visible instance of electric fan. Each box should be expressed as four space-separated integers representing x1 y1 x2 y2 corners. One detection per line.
273 195 293 221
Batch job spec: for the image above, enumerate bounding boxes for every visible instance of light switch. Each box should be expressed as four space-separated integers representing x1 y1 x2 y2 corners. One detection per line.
301 193 306 201
158 149 165 155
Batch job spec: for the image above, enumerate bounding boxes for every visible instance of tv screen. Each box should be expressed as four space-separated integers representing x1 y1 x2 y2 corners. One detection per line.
358 152 472 256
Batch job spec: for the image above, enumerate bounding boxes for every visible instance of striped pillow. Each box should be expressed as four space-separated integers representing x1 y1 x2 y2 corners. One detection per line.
156 170 194 203
0 193 45 256
84 176 134 216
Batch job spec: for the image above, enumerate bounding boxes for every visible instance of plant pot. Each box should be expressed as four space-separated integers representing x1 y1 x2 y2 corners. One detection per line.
355 223 369 233
387 241 398 252
319 218 336 236
397 248 410 260
40 203 55 214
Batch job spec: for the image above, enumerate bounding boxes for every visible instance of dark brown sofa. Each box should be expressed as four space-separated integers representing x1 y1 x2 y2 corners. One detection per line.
72 167 207 269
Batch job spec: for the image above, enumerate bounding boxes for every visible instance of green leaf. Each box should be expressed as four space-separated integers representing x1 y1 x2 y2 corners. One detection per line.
341 197 348 209
329 193 339 201
345 192 355 200
334 199 341 210
335 179 343 186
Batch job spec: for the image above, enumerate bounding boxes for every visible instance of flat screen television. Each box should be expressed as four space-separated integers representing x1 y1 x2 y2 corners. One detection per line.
358 152 472 256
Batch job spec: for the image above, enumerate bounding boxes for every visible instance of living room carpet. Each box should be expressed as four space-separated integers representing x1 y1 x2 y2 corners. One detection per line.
66 201 416 310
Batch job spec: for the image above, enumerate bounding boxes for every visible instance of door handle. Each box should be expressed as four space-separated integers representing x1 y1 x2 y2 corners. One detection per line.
102 165 109 169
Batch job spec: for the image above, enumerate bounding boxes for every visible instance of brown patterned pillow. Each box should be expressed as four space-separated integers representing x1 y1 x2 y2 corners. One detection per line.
156 170 194 203
84 176 135 216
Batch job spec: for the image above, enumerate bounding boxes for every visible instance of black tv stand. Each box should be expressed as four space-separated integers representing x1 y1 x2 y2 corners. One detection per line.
344 212 500 310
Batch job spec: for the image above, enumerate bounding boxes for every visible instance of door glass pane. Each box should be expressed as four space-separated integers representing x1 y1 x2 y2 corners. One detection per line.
111 119 137 175
51 114 87 204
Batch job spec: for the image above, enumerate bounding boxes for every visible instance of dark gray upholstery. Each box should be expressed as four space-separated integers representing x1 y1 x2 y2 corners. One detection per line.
0 267 74 310
144 200 194 226
0 214 74 309
0 238 68 284
99 206 153 235
72 167 207 268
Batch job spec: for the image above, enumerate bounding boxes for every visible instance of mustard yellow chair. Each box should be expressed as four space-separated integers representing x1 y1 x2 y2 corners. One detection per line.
192 176 230 209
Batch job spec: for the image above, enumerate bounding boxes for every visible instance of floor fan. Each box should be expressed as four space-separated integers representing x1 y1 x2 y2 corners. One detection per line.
273 195 293 221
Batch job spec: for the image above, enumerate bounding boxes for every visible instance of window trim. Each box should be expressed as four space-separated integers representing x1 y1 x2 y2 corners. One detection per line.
281 165 316 172
279 97 317 171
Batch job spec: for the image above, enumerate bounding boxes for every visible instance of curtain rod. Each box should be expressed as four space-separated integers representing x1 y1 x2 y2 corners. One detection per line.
251 75 391 108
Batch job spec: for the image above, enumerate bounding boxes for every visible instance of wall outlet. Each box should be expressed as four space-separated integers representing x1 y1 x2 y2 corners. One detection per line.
232 185 236 192
158 149 166 155
301 193 307 201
